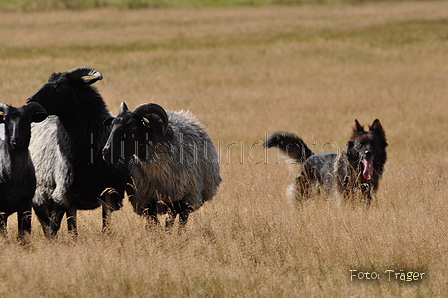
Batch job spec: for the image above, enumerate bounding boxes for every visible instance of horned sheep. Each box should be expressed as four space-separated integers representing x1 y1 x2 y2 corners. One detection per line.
102 102 221 229
27 66 130 236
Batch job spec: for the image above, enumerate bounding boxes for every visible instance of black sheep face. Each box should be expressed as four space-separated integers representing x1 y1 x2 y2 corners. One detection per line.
103 102 169 165
103 113 150 164
0 104 48 151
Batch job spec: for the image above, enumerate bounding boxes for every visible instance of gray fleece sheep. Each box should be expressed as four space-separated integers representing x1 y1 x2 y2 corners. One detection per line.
0 102 47 237
102 102 221 229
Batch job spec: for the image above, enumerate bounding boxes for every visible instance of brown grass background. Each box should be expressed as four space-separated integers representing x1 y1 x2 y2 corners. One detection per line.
0 1 448 296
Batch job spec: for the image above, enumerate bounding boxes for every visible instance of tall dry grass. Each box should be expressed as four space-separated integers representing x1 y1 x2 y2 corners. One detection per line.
0 1 447 296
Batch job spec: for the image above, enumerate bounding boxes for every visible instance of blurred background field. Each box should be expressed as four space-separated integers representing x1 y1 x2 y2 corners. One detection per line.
0 0 432 11
0 1 447 297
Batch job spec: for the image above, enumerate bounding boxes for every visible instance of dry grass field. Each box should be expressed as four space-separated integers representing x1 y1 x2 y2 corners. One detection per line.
0 1 448 296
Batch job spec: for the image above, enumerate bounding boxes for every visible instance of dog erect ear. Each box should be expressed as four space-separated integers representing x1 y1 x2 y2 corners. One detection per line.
369 119 386 139
352 119 365 134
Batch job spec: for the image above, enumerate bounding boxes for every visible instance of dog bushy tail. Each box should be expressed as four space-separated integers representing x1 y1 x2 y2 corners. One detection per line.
263 131 314 163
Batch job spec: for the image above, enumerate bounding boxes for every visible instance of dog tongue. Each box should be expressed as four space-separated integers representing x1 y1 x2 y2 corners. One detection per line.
362 157 374 180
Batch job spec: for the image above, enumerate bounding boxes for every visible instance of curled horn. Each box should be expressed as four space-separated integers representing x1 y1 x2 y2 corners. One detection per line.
133 103 169 135
119 102 129 114
66 66 103 85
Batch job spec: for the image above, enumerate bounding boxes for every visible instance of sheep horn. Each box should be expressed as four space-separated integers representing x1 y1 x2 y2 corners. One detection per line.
134 103 168 135
119 102 129 114
66 66 103 85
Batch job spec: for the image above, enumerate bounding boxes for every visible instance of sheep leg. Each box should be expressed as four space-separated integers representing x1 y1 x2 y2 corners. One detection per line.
17 209 32 238
66 208 78 237
101 205 112 233
179 211 189 227
0 213 7 236
165 203 190 233
100 188 123 233
125 179 136 203
143 211 160 229
164 209 176 232
175 200 192 232
141 204 160 229
145 214 160 229
100 192 114 233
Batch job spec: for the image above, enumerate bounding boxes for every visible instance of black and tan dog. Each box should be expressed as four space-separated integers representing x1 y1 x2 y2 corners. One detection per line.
264 119 387 206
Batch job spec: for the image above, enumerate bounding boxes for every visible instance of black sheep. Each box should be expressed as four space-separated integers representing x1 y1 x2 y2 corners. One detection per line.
0 102 47 238
27 66 131 236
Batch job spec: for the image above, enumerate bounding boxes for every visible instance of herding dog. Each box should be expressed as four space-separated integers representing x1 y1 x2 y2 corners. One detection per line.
263 119 387 206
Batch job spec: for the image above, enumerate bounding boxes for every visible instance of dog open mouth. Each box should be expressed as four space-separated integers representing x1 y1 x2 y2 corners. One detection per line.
362 156 374 180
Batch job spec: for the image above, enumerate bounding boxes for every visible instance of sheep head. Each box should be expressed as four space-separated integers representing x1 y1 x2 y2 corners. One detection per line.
102 102 169 164
0 102 48 151
26 66 103 116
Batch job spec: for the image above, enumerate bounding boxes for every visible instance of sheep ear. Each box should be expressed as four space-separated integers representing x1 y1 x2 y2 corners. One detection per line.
103 117 114 126
24 102 48 123
31 112 48 123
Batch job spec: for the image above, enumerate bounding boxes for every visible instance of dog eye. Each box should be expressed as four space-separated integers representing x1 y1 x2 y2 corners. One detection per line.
130 126 138 131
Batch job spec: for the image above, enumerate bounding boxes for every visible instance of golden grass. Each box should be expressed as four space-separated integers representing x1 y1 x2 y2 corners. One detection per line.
0 1 448 296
